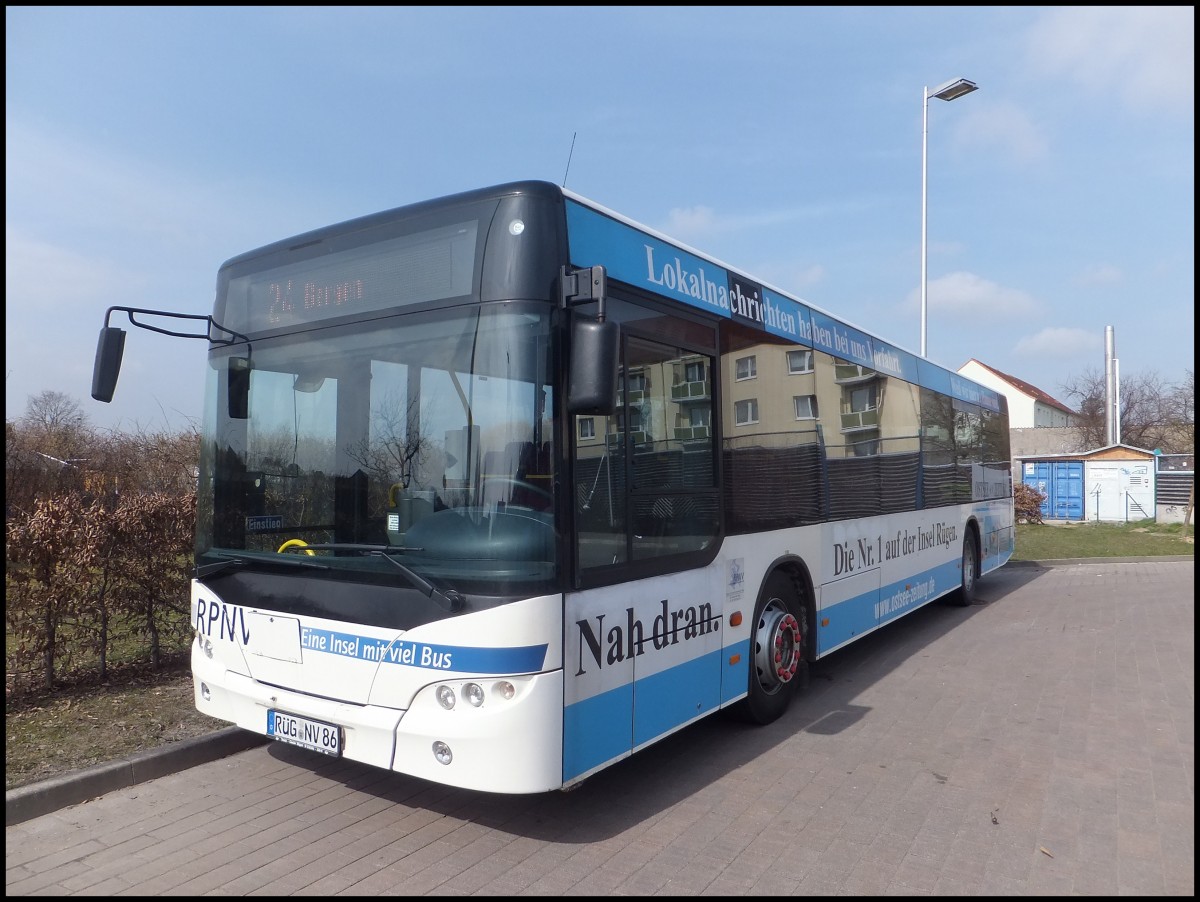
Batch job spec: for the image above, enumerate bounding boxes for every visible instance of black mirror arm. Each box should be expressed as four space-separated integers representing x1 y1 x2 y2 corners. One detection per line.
104 305 250 347
559 265 608 320
92 305 253 406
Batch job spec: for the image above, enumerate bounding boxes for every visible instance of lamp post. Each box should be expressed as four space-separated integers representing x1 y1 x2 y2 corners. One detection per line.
921 76 978 358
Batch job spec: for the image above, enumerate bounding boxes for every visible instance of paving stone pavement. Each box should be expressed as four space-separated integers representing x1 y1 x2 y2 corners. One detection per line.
6 559 1194 896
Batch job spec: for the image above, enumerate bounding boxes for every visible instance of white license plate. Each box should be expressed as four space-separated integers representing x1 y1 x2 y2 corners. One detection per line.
267 710 342 756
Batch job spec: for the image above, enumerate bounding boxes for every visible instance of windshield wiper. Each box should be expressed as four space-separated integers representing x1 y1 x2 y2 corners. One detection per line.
196 554 331 583
196 558 244 581
295 544 463 613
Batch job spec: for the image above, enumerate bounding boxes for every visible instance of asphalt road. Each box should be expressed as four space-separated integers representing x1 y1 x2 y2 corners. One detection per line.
6 559 1194 896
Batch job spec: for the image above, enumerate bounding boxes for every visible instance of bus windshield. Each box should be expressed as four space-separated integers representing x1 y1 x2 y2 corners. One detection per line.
195 302 557 595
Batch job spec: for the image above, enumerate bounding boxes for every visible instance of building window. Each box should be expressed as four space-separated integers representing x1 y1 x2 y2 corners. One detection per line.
734 398 759 426
847 384 878 413
793 395 819 420
787 349 814 374
578 417 595 439
684 361 705 383
849 432 880 457
735 355 757 381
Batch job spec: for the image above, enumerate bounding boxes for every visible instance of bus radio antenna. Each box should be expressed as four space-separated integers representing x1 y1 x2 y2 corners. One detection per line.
562 132 577 188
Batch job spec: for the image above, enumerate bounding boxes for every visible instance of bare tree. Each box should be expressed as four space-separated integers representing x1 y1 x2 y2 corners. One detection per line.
7 393 96 514
90 424 202 499
19 390 88 433
1169 369 1194 453
346 390 435 490
1059 367 1193 453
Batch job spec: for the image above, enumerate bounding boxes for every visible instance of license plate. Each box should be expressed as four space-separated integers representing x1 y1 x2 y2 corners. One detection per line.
267 710 342 756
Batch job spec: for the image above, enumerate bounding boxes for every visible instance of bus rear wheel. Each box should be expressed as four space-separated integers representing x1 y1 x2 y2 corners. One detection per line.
738 572 806 725
954 530 979 606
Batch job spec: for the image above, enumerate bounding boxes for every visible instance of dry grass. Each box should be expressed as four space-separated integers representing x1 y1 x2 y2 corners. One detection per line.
5 664 223 791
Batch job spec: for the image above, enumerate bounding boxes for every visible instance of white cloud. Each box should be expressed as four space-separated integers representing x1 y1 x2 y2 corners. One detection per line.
1013 327 1102 358
5 118 312 260
908 271 1038 318
662 205 721 237
6 120 201 243
652 203 831 300
5 227 140 309
1075 263 1123 286
658 203 836 246
784 263 827 291
750 262 827 301
953 102 1048 164
1026 7 1195 116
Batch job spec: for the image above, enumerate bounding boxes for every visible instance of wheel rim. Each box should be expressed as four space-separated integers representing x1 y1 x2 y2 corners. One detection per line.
963 541 976 591
752 599 802 695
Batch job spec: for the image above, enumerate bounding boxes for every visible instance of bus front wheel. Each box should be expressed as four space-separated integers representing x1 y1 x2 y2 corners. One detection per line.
954 530 979 606
738 571 806 725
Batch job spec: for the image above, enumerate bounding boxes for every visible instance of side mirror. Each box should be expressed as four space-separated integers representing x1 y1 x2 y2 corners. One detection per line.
567 316 619 415
91 327 127 403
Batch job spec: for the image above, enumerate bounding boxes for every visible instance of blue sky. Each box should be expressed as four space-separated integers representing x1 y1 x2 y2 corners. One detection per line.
6 6 1194 433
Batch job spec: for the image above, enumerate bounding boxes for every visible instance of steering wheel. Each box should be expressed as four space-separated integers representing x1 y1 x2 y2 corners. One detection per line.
277 539 317 556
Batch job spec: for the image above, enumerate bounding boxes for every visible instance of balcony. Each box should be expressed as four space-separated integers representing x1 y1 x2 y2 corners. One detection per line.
834 364 877 385
671 380 709 400
607 430 650 449
840 408 880 432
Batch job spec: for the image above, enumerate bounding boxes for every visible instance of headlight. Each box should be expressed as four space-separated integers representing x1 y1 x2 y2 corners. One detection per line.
195 631 214 658
435 685 456 710
462 682 485 707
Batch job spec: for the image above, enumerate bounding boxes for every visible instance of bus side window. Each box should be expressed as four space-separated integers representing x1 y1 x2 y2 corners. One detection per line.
575 415 627 568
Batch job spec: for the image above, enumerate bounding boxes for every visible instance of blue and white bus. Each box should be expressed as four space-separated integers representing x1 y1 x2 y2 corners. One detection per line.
93 180 1013 793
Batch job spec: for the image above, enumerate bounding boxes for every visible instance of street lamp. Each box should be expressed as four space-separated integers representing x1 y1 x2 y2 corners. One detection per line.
921 76 978 358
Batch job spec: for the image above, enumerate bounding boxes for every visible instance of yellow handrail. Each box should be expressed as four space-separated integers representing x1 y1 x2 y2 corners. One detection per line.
277 538 316 556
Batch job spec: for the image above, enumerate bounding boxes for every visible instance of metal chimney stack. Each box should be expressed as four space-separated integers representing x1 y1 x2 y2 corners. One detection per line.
1104 325 1120 446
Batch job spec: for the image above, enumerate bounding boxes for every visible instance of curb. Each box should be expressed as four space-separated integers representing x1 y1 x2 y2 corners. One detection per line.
1007 555 1194 567
5 727 268 827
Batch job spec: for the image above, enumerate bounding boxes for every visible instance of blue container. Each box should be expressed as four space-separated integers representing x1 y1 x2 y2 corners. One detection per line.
1022 461 1084 520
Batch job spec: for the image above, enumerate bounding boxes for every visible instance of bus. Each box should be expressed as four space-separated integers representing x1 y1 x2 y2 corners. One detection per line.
92 179 1014 794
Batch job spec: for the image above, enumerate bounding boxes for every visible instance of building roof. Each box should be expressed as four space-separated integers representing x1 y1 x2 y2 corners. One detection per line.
961 359 1077 416
1014 442 1158 462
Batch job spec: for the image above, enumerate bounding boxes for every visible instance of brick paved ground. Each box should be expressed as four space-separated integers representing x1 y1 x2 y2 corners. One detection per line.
6 560 1194 896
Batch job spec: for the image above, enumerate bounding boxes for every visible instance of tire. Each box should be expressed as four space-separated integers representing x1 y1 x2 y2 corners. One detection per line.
954 530 979 606
737 571 806 725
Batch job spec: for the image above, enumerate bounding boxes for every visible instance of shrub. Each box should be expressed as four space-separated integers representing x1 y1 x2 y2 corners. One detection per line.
6 491 194 695
1014 483 1045 524
6 416 200 697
